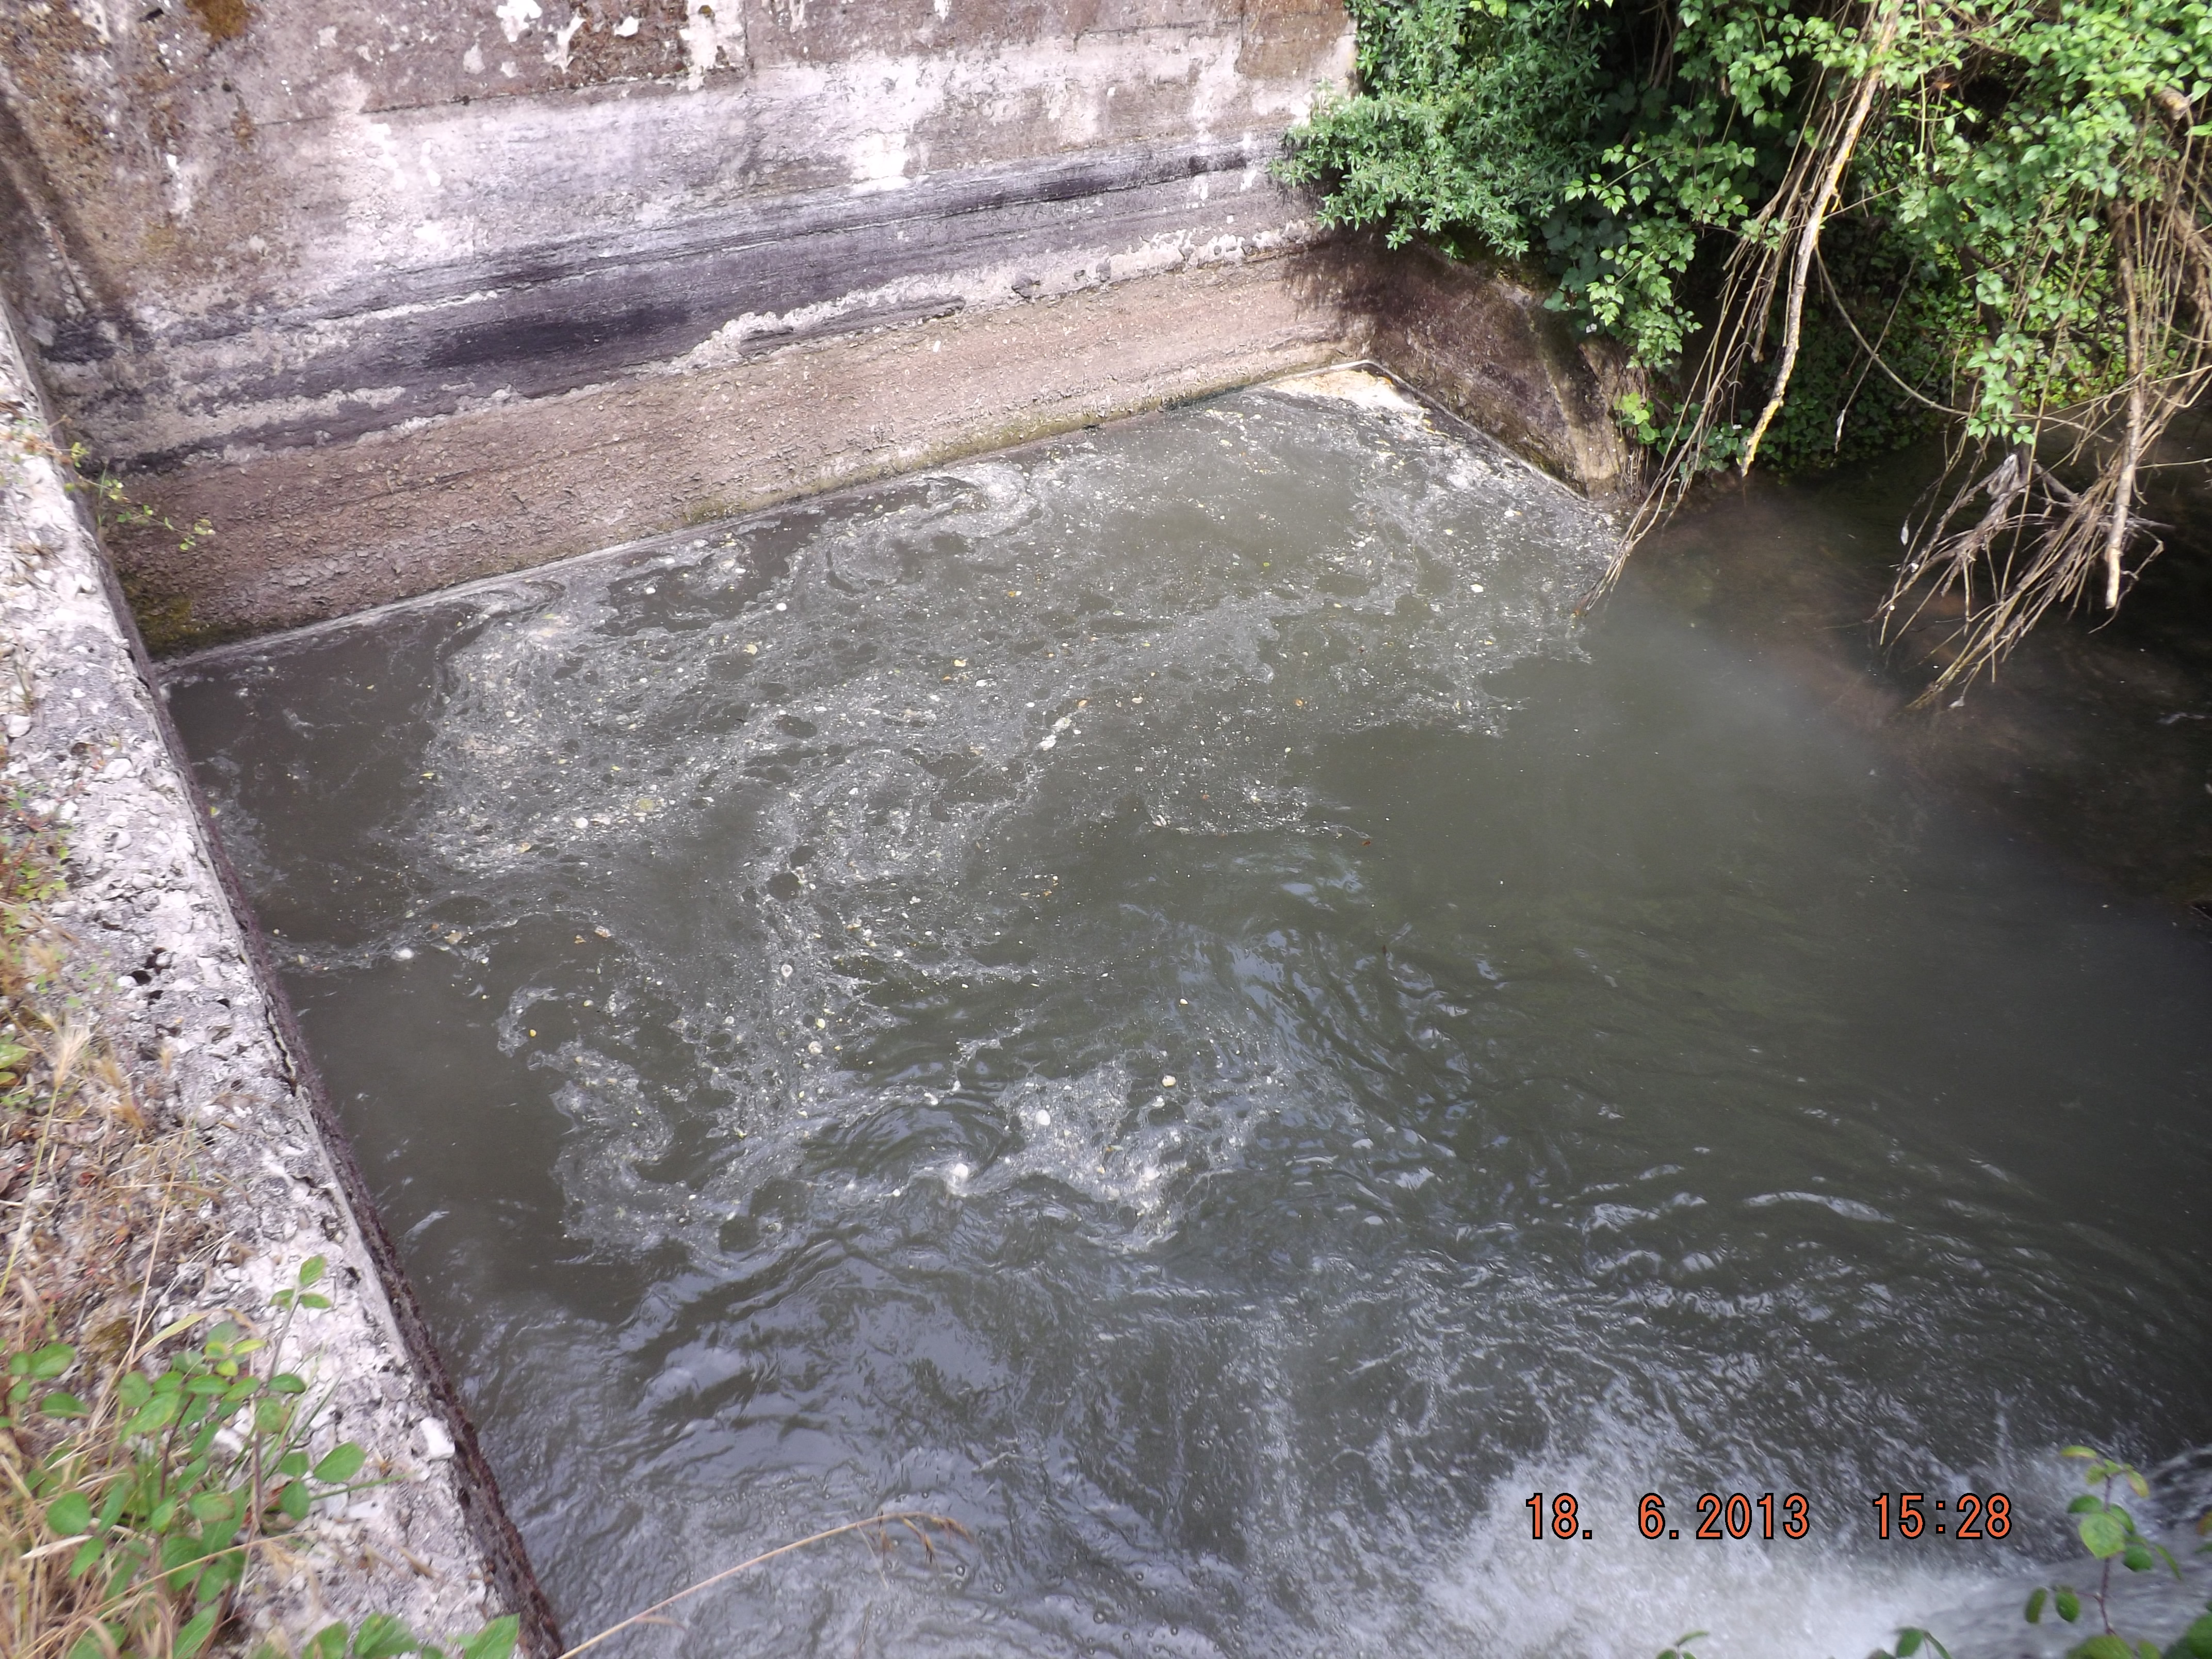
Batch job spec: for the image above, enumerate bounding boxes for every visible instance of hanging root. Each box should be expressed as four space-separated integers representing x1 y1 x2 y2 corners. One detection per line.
1601 2 2211 703
1880 184 2211 704
1737 0 1904 475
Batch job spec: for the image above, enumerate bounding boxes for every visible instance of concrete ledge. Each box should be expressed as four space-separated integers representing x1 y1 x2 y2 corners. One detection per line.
1 299 561 1655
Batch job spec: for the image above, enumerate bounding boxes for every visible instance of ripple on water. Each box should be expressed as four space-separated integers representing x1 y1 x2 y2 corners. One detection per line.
166 374 2212 1658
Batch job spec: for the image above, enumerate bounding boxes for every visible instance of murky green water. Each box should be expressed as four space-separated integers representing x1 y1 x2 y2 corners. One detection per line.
168 378 2212 1658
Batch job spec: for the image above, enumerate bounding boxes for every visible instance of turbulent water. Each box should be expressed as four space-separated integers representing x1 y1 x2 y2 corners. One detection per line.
169 374 2212 1658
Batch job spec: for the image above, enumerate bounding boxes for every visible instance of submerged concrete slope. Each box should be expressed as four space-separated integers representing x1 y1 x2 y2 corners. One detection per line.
1 0 1370 641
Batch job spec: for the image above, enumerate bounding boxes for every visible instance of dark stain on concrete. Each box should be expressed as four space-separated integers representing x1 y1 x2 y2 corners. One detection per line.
185 0 251 42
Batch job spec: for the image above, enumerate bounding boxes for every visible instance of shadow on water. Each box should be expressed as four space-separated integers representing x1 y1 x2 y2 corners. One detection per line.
165 379 2212 1658
1630 447 2212 910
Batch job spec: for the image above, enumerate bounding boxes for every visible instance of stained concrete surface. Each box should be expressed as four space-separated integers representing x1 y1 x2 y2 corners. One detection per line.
2 0 1627 652
110 251 1362 641
2 0 1353 465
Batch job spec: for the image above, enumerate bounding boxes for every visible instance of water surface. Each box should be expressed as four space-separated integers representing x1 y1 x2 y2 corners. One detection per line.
169 376 2212 1658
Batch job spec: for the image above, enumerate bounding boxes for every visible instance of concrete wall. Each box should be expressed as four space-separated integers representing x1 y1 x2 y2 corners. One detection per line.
1364 241 1637 496
2 0 1352 462
1 0 1628 646
2 0 1392 643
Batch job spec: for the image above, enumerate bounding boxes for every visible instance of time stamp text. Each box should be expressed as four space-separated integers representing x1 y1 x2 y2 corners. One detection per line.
1525 1492 2014 1541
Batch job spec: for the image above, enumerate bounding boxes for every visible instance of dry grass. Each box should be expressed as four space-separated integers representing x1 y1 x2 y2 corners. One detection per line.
1 790 234 1657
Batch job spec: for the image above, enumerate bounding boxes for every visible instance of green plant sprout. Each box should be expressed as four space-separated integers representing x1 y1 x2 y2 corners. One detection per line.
5 1256 517 1659
1647 1447 2212 1659
3 416 212 559
2018 1446 2212 1659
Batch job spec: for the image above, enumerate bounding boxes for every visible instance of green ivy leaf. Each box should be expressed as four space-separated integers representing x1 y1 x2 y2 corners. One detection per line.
2070 1636 2134 1659
312 1442 367 1485
176 1603 221 1659
459 1618 520 1659
125 1393 181 1436
306 1623 350 1659
40 1391 85 1418
2057 1587 2083 1622
196 1547 242 1602
69 1536 105 1580
47 1491 92 1536
2080 1512 2128 1558
158 1528 203 1590
2027 1588 2048 1623
2121 1543 2154 1572
353 1612 421 1659
2182 1613 2212 1659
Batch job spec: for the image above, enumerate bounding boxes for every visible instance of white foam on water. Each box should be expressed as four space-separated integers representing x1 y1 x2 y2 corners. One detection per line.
1273 365 1435 420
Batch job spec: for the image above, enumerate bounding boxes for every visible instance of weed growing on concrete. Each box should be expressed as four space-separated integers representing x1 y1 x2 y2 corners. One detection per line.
1 789 70 1115
2 416 211 561
3 413 210 650
4 1258 522 1659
